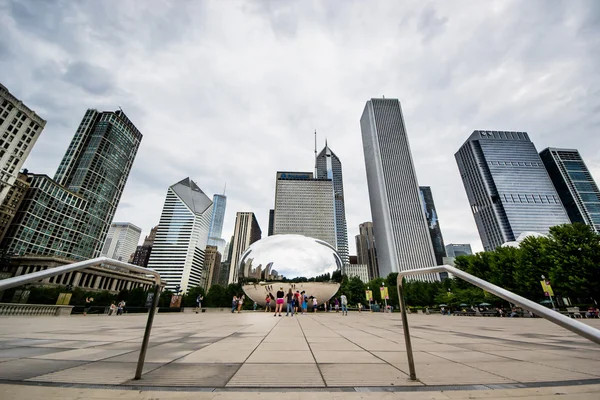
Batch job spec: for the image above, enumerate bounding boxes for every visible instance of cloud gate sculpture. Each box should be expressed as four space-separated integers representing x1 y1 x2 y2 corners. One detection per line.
239 235 342 307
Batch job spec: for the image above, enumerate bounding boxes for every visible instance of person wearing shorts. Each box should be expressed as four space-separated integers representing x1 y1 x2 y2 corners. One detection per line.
265 294 271 312
312 297 318 313
275 287 285 317
301 291 307 314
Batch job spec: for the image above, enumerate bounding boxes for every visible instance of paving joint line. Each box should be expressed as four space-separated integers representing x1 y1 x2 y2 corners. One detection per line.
298 314 328 387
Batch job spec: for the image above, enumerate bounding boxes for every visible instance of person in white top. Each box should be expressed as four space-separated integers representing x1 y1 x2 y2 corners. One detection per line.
340 294 348 316
312 297 318 313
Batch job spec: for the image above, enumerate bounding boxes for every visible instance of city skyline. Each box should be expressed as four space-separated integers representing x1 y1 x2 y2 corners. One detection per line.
2 2 599 255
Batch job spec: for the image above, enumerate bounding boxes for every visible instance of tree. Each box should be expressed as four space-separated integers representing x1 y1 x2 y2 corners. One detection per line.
331 270 343 283
205 284 229 307
547 223 600 301
340 276 365 306
514 235 551 299
183 286 206 307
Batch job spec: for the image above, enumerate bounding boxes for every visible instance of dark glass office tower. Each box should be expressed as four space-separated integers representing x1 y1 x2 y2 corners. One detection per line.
54 109 142 257
455 131 569 251
540 148 600 233
268 209 274 236
355 221 379 280
316 143 349 265
419 187 446 265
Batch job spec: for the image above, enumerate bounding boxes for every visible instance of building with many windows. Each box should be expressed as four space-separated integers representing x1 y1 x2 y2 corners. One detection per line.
455 131 570 251
201 245 222 290
360 98 438 281
419 186 447 265
0 171 29 242
0 84 46 206
540 148 600 233
207 193 227 255
268 209 274 236
273 171 336 249
445 243 473 258
2 109 142 260
130 226 158 267
342 263 369 283
355 221 379 280
316 143 349 265
100 222 142 262
147 178 213 292
228 212 261 283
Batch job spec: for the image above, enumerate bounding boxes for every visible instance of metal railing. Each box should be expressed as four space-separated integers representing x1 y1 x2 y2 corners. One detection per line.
396 264 600 381
0 257 162 380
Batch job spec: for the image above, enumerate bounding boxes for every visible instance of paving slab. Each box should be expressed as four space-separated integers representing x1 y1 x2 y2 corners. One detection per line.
319 363 417 386
129 363 240 386
227 363 324 387
27 361 162 384
0 359 86 380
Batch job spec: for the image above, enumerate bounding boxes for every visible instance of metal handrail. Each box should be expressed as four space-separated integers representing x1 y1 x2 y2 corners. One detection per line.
0 257 162 380
396 264 600 381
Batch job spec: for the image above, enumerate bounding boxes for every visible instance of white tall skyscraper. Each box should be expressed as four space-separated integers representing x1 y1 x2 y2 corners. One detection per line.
147 178 213 292
360 98 438 281
100 222 142 262
316 143 349 265
0 84 46 205
273 171 336 248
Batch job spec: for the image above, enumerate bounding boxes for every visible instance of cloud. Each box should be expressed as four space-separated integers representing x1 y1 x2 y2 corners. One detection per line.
1 0 599 258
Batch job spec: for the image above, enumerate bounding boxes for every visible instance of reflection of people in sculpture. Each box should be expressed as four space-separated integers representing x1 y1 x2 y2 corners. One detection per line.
275 287 285 317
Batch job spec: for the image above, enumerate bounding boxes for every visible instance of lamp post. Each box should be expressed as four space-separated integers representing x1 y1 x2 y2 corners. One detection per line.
381 283 388 312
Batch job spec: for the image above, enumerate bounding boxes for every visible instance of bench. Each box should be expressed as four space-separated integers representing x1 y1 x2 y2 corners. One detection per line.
566 307 582 318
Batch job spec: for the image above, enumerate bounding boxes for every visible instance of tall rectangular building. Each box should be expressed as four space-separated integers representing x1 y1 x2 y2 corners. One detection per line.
273 171 336 248
100 222 142 262
419 186 447 265
53 109 142 257
208 194 227 240
130 226 158 267
0 84 46 205
147 178 213 292
540 148 600 233
2 109 142 259
268 209 274 236
0 171 29 242
201 245 221 291
355 221 379 280
360 98 438 281
455 131 570 251
316 144 349 265
228 212 261 283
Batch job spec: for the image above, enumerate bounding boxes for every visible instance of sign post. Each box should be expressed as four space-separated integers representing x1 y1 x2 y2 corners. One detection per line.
380 285 389 312
540 275 555 309
365 289 373 312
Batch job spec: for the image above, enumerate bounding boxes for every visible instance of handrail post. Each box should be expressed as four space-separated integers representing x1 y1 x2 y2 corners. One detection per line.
135 283 161 380
397 276 417 381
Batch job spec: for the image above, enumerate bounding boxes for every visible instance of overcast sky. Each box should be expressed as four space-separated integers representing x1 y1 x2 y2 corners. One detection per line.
1 0 599 255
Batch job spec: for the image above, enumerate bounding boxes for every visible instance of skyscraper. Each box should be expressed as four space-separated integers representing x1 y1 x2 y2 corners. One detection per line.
0 171 29 242
268 209 274 236
228 212 261 283
147 178 213 292
273 171 336 248
455 131 570 251
2 109 141 259
207 194 226 240
100 222 142 262
130 225 158 267
419 186 447 265
0 84 46 205
360 98 438 281
445 243 473 257
355 222 379 280
540 148 600 233
201 245 222 291
316 143 349 265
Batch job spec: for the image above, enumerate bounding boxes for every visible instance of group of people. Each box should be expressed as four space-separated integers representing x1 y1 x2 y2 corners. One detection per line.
108 300 126 316
231 294 245 313
264 288 349 317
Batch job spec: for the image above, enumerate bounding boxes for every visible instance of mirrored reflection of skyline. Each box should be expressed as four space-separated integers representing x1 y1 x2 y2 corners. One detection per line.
238 234 342 279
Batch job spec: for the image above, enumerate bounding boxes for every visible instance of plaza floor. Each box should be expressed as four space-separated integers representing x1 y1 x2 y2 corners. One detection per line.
0 311 599 396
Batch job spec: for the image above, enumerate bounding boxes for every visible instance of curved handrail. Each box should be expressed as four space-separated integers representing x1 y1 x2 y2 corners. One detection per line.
396 264 600 381
0 257 162 380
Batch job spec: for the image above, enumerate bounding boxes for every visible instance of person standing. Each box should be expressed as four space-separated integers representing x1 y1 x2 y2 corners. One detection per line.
253 301 257 311
196 295 203 314
237 295 244 313
108 301 116 316
231 296 238 313
294 291 301 315
334 298 340 313
312 297 318 313
275 287 285 317
341 293 348 316
301 291 307 315
117 300 125 315
285 288 294 316
265 294 271 312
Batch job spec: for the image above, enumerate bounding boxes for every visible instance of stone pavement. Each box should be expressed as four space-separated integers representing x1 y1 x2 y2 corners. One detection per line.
0 311 599 392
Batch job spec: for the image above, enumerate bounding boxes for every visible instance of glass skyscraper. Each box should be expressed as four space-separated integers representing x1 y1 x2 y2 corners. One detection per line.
419 186 446 265
207 193 227 254
316 143 349 265
540 148 600 233
2 109 142 259
455 131 570 251
147 178 213 292
360 98 438 281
